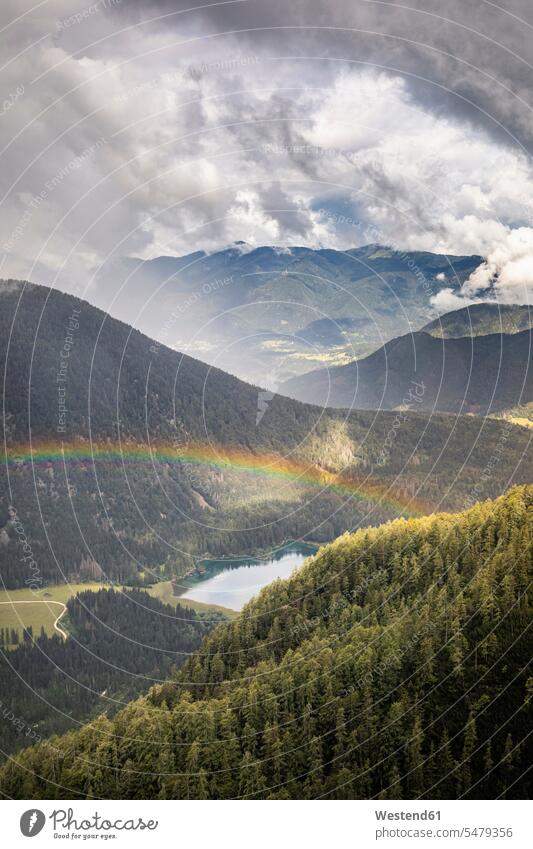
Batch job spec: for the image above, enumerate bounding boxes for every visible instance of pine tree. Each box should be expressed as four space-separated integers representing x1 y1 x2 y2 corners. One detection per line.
238 751 266 798
459 713 477 797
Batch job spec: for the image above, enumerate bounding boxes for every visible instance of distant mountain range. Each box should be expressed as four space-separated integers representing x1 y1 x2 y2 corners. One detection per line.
91 244 481 386
2 280 532 591
281 307 533 414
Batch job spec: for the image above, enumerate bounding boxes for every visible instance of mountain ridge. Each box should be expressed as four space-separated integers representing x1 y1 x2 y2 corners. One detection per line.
422 303 533 339
90 244 483 386
280 326 533 414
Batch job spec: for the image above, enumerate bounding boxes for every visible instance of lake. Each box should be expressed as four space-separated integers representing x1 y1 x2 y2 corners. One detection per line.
174 542 317 611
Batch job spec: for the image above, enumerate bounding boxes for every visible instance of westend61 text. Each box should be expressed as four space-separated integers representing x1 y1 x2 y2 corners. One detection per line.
375 810 441 821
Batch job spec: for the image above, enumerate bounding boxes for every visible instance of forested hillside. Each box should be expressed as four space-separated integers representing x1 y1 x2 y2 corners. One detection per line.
2 280 532 590
2 487 530 799
422 303 533 339
281 328 533 413
0 588 219 757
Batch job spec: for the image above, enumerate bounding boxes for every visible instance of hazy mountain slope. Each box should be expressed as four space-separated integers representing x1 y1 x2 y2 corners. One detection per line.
423 303 533 339
2 486 530 799
91 245 481 386
2 280 532 590
281 328 533 414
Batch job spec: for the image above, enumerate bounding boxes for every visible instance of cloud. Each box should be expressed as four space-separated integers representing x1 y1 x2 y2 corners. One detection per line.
431 288 479 313
464 228 533 302
431 226 533 310
1 0 533 293
126 0 533 149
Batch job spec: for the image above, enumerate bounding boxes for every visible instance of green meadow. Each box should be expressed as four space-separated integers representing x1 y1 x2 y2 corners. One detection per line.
0 583 104 641
0 580 235 646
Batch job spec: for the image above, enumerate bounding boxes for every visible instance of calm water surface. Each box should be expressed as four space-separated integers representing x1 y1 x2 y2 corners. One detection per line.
175 543 317 610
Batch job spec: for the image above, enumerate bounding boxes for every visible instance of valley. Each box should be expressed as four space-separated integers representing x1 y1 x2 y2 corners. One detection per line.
91 245 481 387
1 268 531 801
2 0 532 812
2 486 530 798
2 279 532 594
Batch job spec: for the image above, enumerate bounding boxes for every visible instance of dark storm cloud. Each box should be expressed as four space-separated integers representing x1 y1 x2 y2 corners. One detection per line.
115 0 533 152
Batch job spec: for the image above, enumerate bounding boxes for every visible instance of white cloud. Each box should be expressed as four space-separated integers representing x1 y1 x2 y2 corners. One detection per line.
431 288 480 313
463 227 533 303
430 227 533 310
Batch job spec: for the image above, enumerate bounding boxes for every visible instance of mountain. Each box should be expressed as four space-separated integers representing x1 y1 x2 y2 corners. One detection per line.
423 303 533 338
2 279 533 591
91 244 481 386
280 327 533 414
2 485 531 799
4 281 533 588
0 278 384 588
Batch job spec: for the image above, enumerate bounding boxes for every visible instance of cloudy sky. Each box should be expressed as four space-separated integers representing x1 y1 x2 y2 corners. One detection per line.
2 0 533 304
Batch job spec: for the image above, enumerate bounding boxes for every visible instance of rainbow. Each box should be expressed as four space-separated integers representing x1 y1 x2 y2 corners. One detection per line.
3 440 425 517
